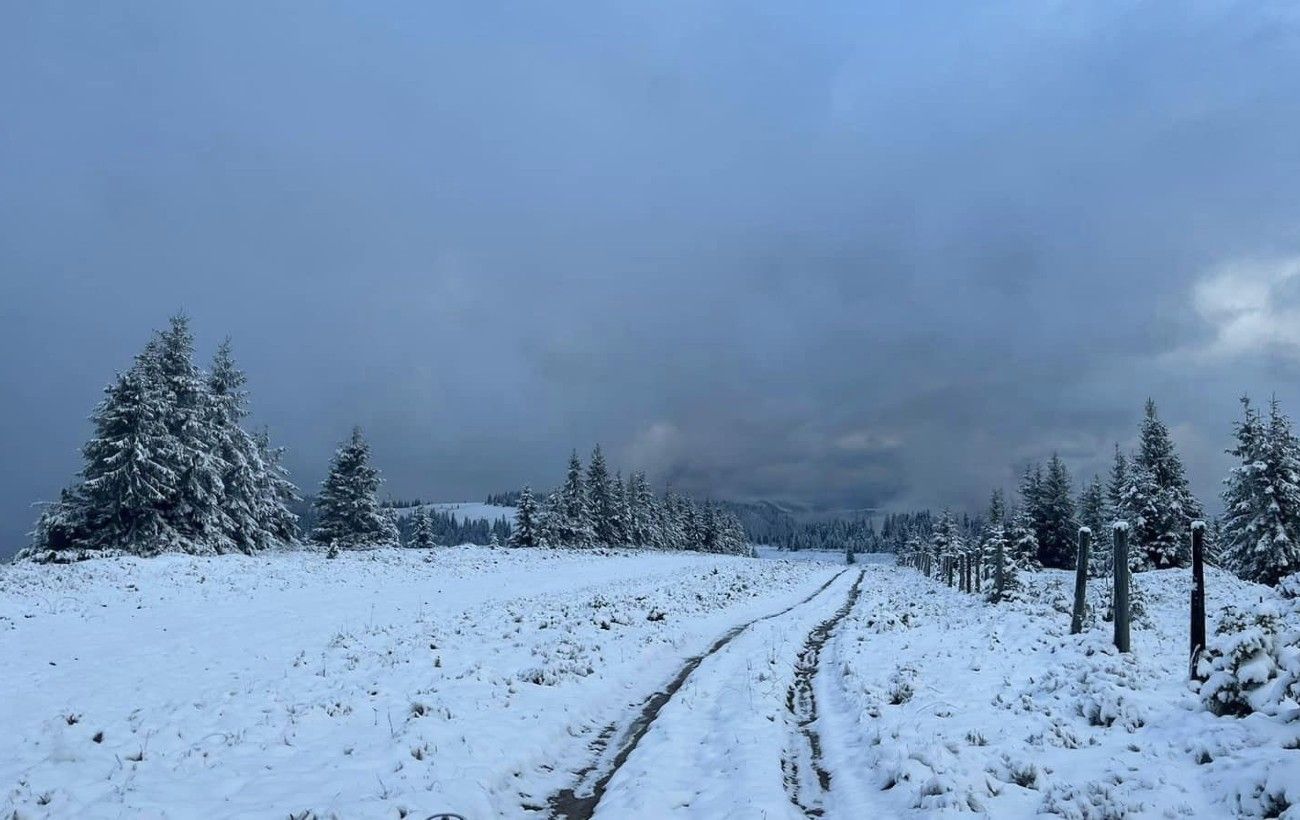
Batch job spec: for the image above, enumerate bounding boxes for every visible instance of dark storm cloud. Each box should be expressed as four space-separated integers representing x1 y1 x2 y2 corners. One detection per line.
4 1 1300 552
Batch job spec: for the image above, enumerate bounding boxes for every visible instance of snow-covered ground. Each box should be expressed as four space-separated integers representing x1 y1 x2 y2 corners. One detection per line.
4 548 1295 818
822 566 1300 818
0 547 835 818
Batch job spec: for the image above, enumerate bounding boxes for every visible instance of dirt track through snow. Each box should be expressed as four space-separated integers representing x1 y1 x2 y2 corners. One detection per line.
545 568 849 819
782 570 864 817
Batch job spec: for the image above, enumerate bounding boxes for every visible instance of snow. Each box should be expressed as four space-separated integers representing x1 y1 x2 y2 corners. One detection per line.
0 547 834 818
821 565 1300 818
4 547 1297 818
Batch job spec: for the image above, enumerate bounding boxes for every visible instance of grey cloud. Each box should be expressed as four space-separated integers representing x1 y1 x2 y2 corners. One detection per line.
4 2 1300 553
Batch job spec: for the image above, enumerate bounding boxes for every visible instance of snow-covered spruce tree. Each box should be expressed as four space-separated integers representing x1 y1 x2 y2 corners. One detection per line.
659 489 687 550
611 470 630 546
699 503 721 552
1037 454 1077 569
537 491 564 548
931 510 962 585
983 524 1020 603
382 508 402 545
679 495 703 548
252 428 300 544
1130 399 1204 569
312 427 394 549
586 445 620 546
1222 396 1300 586
1207 517 1225 567
22 318 300 562
24 352 180 560
1107 443 1130 527
26 488 95 562
206 340 300 553
1078 475 1110 578
204 339 257 552
554 450 595 547
623 472 645 546
978 489 1006 586
409 507 438 549
1019 463 1045 552
1007 506 1041 573
153 315 227 551
508 486 541 548
718 508 747 554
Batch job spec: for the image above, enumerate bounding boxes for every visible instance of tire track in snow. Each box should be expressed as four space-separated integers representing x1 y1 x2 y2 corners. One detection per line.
781 570 864 818
539 568 849 820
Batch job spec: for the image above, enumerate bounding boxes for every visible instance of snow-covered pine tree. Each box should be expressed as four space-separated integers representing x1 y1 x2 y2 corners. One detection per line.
556 451 594 547
508 486 541 548
718 509 747 554
537 491 564 548
1078 475 1110 577
978 489 1006 585
252 428 300 544
679 495 703 548
1019 463 1045 549
22 317 301 562
407 507 436 548
610 470 629 546
1222 396 1300 585
586 445 618 546
28 353 180 559
312 427 394 549
625 472 660 547
624 473 643 546
153 314 227 552
1207 516 1225 567
931 510 961 585
1008 506 1041 573
699 503 721 552
1107 443 1130 525
1131 399 1204 568
983 524 1019 602
1037 454 1077 569
206 339 271 553
641 483 665 549
25 487 94 562
382 508 401 545
659 489 686 550
1120 461 1159 572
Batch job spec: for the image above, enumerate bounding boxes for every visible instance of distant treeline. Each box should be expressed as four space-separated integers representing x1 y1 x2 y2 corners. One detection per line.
294 496 512 548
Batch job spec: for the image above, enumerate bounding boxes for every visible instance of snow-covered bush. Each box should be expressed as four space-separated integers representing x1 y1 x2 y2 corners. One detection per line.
1197 602 1300 717
1278 571 1300 603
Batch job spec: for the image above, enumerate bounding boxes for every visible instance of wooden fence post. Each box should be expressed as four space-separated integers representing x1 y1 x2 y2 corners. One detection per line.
1113 522 1131 653
1070 527 1091 634
1190 520 1206 679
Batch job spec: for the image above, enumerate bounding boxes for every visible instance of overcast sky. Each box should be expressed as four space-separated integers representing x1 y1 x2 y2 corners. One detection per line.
4 2 1300 553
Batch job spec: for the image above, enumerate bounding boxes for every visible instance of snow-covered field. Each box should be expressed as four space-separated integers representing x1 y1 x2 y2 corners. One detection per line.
3 547 1295 818
0 547 837 818
822 567 1300 818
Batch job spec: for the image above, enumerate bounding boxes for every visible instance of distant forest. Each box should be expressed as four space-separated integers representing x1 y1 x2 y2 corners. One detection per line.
293 496 513 548
482 493 956 554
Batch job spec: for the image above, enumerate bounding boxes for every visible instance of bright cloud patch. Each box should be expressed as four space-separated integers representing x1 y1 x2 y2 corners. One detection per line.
1192 256 1300 359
